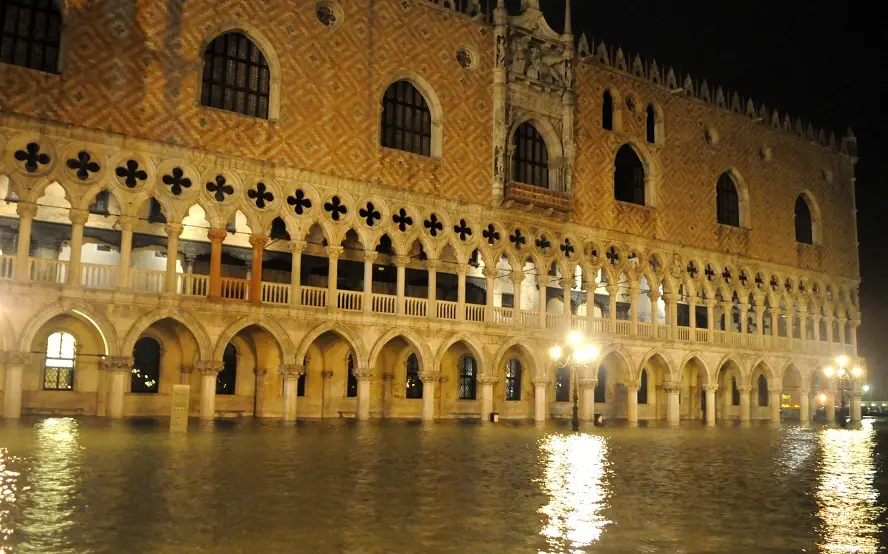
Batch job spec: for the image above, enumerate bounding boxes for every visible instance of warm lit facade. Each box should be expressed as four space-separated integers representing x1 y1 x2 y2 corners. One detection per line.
0 0 864 424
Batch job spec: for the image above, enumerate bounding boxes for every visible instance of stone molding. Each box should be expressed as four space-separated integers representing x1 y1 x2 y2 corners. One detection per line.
353 367 373 381
418 370 441 383
278 364 305 378
100 356 134 372
578 378 598 389
477 374 499 385
196 360 224 376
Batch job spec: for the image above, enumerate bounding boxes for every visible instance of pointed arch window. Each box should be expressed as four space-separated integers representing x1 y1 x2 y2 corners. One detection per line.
602 91 614 131
381 80 432 156
512 122 549 188
716 172 740 227
646 104 657 143
405 353 422 399
458 355 477 400
217 343 237 395
638 369 649 404
132 337 161 394
346 354 357 398
757 374 768 407
555 367 570 402
614 144 646 205
1 0 62 73
794 195 813 244
201 32 270 119
505 358 522 401
44 331 75 390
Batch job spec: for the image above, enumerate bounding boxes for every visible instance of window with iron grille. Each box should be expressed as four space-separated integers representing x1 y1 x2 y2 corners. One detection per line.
794 195 813 244
511 122 549 188
346 354 357 398
405 353 422 399
201 32 270 119
716 172 740 227
458 355 477 400
614 144 645 205
505 358 522 401
44 331 75 390
1 0 62 73
381 80 432 156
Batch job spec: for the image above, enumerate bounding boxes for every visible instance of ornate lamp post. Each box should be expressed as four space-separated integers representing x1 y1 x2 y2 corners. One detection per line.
823 355 864 423
549 330 600 431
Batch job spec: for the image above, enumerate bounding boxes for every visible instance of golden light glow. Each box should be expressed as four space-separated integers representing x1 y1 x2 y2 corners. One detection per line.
819 393 828 404
852 367 863 378
567 330 584 347
583 345 600 361
863 385 870 393
824 367 835 378
836 355 849 368
549 346 563 361
837 368 847 378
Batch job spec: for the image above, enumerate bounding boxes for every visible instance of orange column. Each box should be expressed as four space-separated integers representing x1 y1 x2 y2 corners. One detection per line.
249 234 268 304
207 228 226 299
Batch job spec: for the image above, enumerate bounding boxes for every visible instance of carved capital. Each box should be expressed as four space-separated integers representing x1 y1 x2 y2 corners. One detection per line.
2 351 31 367
456 264 470 277
208 228 228 242
484 266 500 280
531 376 550 387
249 234 269 249
69 208 89 226
510 272 525 285
702 384 719 393
418 370 440 383
326 245 344 259
477 374 499 385
363 250 379 264
290 239 307 253
354 367 373 382
321 370 334 379
253 367 268 377
578 378 597 389
196 360 224 376
278 364 305 378
164 223 184 238
537 274 551 287
119 215 139 231
16 201 39 219
768 387 783 395
426 259 441 271
393 255 411 268
662 382 681 393
382 372 394 382
736 384 752 393
101 356 134 372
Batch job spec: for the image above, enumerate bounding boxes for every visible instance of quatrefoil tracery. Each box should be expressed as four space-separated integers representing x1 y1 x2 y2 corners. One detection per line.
66 151 100 181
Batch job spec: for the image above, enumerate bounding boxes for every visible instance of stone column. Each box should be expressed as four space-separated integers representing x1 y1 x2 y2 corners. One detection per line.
382 372 394 418
798 307 808 342
363 250 377 314
538 274 550 328
799 388 810 422
179 365 193 386
837 317 848 348
627 385 639 424
427 260 439 318
664 382 680 424
753 294 765 336
491 1 508 201
321 370 333 418
771 311 780 345
484 267 498 322
722 301 733 336
395 255 410 315
67 209 88 286
279 364 305 421
826 382 836 423
248 234 268 304
457 263 469 321
102 356 134 419
738 384 751 421
850 320 860 355
607 284 619 333
478 375 497 420
850 393 862 422
14 202 37 282
532 376 549 422
326 246 343 309
584 279 597 332
197 361 223 420
1 352 29 419
812 315 822 342
579 378 597 421
355 367 373 420
562 276 574 329
419 371 439 421
705 298 716 335
740 305 749 335
511 272 524 328
164 223 183 294
290 240 305 307
207 228 226 299
769 387 782 423
704 384 718 425
116 216 136 289
664 292 677 339
629 286 640 336
688 298 698 332
253 367 268 417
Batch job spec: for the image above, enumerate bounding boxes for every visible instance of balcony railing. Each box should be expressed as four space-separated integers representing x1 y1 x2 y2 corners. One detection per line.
3 257 857 357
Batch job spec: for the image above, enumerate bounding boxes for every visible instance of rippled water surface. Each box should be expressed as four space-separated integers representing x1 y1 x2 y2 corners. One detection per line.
1 418 887 553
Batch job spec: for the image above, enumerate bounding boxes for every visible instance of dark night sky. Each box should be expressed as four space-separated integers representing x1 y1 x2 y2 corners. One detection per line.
535 0 888 395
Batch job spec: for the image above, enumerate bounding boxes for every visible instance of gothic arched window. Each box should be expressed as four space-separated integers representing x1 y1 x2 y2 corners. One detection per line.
716 172 740 227
757 374 769 407
602 91 614 131
646 104 657 143
217 343 237 395
555 367 570 402
201 32 270 119
132 337 161 394
458 355 477 400
638 369 648 405
794 195 813 244
405 353 422 399
512 122 549 188
381 80 432 157
614 144 646 205
505 358 522 401
44 331 75 390
1 0 62 73
346 354 357 398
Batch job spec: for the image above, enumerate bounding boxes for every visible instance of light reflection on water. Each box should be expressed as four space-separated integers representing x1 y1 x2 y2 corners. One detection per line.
0 418 886 553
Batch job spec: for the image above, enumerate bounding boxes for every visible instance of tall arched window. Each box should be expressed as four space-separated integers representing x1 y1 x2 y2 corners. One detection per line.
217 343 237 395
602 91 614 131
638 369 648 404
716 172 740 227
346 354 357 398
614 144 646 205
794 195 813 244
405 353 422 399
731 377 740 406
594 365 607 403
505 358 522 401
645 104 657 143
458 355 477 400
201 32 270 119
512 122 549 188
381 80 432 156
555 367 570 402
757 374 768 407
132 337 161 394
1 0 62 73
44 331 75 390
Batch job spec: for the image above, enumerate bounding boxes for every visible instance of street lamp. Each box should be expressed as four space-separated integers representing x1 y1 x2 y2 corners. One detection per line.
550 330 600 431
823 356 863 423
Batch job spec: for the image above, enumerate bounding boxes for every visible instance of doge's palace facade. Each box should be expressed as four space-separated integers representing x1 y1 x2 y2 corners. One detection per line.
0 0 862 424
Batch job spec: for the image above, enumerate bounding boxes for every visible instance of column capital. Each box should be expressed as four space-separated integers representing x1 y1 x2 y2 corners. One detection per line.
382 372 395 382
662 381 681 393
119 215 139 231
326 245 344 259
661 292 678 303
290 239 307 253
531 375 550 387
16 201 38 219
363 250 379 263
208 227 228 241
1 351 31 367
510 271 525 285
627 285 641 296
537 274 551 286
278 364 305 377
180 365 193 375
578 378 598 389
484 266 500 280
100 356 134 372
164 223 184 238
736 383 752 393
704 298 717 308
477 374 499 385
456 264 470 277
768 387 783 395
418 370 440 383
393 255 411 268
249 234 269 248
702 384 719 393
69 208 89 226
253 367 268 377
606 283 620 295
196 360 224 376
426 259 441 271
321 370 334 379
354 367 374 382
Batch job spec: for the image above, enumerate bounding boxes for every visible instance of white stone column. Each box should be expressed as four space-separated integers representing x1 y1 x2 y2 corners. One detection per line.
427 260 439 318
562 276 573 329
457 263 469 321
67 209 88 286
197 361 223 420
14 202 38 282
664 292 677 339
279 365 304 421
826 383 836 423
629 286 640 336
1 352 29 419
253 367 268 416
837 317 848 349
579 378 597 421
850 394 862 422
102 356 133 419
850 320 860 355
798 308 808 342
419 371 439 421
664 382 680 424
163 223 183 294
703 384 717 425
799 388 810 422
607 284 618 333
394 255 409 315
355 367 373 420
706 299 716 336
290 240 305 307
740 306 749 335
688 299 697 332
511 272 524 328
738 384 751 422
117 216 136 289
363 250 377 314
532 376 549 422
627 385 639 424
478 375 497 420
484 267 498 323
538 274 550 328
753 293 765 337
326 245 343 309
769 387 782 423
722 301 733 336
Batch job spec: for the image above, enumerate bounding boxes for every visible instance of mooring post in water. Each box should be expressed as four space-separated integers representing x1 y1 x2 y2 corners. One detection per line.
171 384 190 432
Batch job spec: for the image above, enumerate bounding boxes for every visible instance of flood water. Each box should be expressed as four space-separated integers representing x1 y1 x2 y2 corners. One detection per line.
1 418 887 554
